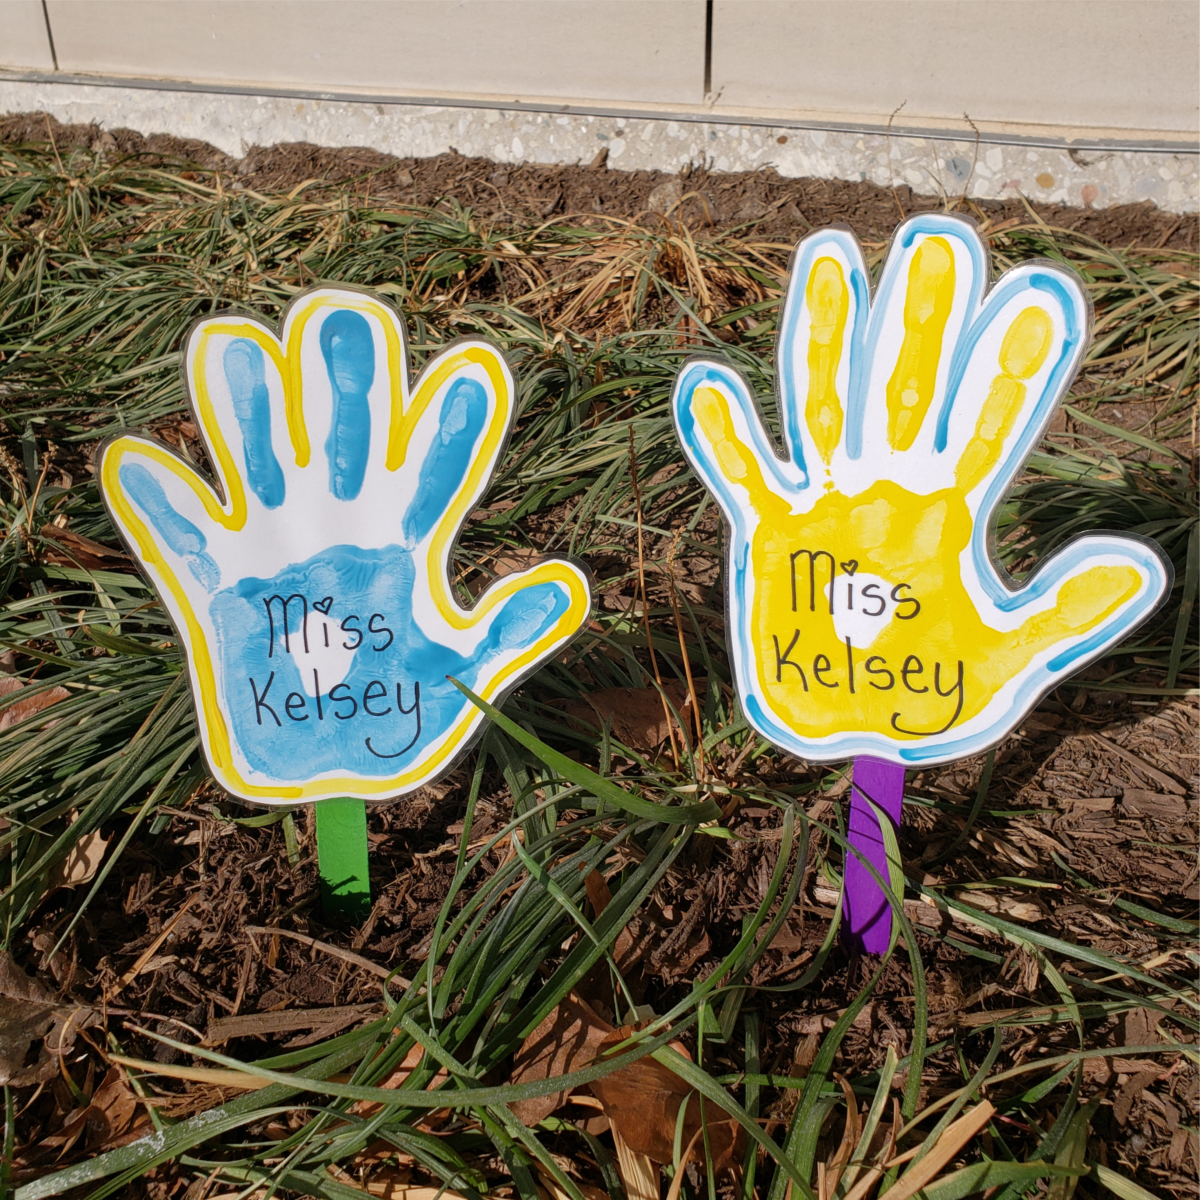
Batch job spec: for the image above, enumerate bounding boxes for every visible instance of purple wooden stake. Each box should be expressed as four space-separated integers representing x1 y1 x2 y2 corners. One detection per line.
844 756 906 955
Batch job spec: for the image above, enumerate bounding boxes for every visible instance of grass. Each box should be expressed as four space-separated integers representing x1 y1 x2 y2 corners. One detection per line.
0 137 1195 1200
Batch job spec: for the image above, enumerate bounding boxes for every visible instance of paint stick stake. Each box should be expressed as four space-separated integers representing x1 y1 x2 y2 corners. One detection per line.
844 757 905 955
315 797 371 923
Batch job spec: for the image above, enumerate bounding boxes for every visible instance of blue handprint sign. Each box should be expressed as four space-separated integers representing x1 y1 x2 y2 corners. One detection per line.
100 288 592 804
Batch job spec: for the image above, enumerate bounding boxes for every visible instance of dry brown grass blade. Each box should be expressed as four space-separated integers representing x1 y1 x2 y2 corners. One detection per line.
366 1182 472 1200
882 1101 997 1200
533 1161 610 1200
612 1124 660 1200
824 1074 863 1198
108 892 199 999
107 1054 271 1091
664 1126 705 1200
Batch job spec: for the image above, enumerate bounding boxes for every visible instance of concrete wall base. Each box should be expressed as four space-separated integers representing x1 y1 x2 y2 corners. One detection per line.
1 78 1196 214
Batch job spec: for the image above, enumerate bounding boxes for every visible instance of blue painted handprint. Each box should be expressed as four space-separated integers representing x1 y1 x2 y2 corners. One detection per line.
100 288 591 803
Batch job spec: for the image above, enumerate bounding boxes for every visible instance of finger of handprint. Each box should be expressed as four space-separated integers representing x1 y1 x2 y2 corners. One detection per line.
1002 535 1170 684
856 216 987 461
320 310 374 501
401 344 513 553
673 360 799 525
100 438 226 594
187 317 293 525
222 340 286 508
403 377 489 543
283 289 409 498
777 228 868 475
461 561 591 696
939 265 1088 501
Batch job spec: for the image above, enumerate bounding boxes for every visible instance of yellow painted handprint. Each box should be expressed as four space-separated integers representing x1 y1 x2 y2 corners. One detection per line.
673 215 1170 766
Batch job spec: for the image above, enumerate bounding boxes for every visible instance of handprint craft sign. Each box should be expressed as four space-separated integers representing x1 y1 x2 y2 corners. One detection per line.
99 288 592 810
673 214 1170 950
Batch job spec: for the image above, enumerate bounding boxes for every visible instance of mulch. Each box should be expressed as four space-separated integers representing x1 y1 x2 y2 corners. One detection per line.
1 111 1196 252
2 110 1197 1198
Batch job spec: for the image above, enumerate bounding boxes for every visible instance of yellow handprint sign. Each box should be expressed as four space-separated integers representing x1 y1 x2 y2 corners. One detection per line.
673 215 1170 766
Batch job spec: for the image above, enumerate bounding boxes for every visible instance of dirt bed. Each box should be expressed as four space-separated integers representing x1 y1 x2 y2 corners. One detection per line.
1 111 1196 252
0 113 1196 1200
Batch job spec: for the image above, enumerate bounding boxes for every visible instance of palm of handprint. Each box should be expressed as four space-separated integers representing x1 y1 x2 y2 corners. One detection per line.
675 215 1169 766
100 288 591 803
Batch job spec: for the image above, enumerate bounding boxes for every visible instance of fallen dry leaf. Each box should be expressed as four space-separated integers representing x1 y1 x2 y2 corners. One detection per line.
510 990 742 1170
558 682 695 752
579 868 642 1007
0 952 98 1085
84 1065 147 1151
0 677 70 732
47 811 109 891
510 992 613 1126
589 1025 742 1169
0 951 59 1085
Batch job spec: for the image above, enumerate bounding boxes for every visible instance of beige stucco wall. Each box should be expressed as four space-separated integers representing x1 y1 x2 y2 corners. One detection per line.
3 0 1196 140
2 0 56 72
709 0 1199 135
38 0 706 107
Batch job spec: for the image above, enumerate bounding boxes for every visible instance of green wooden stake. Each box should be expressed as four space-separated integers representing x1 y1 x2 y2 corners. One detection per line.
315 797 371 923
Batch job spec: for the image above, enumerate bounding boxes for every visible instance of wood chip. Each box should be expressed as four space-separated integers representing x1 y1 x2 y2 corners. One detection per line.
109 893 199 999
1122 789 1189 820
1092 733 1187 794
243 926 411 987
206 1003 380 1044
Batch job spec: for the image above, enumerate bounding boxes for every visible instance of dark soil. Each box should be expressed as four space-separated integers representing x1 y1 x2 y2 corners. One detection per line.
1 110 1196 1199
1 111 1196 252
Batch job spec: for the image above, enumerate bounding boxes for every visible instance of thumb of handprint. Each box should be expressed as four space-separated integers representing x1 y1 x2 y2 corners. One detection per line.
673 214 1170 766
100 288 591 803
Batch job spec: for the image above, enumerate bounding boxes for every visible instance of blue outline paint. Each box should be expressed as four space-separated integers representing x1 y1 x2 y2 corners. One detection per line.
673 360 801 503
933 269 1084 456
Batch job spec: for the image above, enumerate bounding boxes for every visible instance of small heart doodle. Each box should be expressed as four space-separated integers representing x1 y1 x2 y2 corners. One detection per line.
840 560 858 576
313 597 334 615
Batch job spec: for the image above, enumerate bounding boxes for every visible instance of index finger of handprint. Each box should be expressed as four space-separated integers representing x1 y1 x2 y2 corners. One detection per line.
776 228 869 480
673 360 800 528
937 263 1089 502
403 342 514 546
